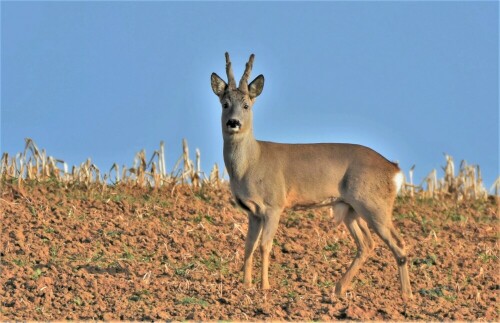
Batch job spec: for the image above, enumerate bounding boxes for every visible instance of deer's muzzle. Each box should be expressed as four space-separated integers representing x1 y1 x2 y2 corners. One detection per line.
226 119 241 130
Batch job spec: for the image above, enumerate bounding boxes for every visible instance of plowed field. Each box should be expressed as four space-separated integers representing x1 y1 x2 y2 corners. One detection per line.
1 181 498 320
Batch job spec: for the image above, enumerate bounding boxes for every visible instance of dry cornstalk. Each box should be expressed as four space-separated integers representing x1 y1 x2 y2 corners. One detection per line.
3 139 493 199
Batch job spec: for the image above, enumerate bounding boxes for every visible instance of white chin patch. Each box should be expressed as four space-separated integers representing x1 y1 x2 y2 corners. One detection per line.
226 126 240 134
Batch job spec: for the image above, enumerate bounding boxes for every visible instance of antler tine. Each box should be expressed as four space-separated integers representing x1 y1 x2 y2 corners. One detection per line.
239 54 255 92
225 52 237 89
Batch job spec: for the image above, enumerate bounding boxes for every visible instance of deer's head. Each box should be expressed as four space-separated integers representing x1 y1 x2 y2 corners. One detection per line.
211 53 264 139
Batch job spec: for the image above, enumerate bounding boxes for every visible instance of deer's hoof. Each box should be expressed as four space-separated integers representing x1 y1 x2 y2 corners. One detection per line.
402 291 414 302
334 282 346 297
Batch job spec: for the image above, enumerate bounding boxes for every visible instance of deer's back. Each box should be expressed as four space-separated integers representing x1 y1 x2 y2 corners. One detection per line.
257 141 400 208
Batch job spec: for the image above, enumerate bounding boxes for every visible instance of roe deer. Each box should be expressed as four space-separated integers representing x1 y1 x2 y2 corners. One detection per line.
210 53 412 299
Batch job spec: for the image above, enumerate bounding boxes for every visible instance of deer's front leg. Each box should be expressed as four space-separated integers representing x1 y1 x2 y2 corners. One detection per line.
259 208 282 290
243 214 263 288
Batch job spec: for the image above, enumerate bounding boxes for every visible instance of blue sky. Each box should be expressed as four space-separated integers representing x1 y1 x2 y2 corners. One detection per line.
1 1 498 187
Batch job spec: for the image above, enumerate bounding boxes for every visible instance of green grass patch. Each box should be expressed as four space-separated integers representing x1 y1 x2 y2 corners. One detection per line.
194 213 215 224
106 230 123 237
49 246 59 258
28 205 37 217
178 296 208 307
140 252 156 263
194 190 212 203
122 250 135 260
420 216 436 235
90 250 106 263
200 254 228 275
318 280 334 288
415 197 436 206
395 211 418 221
129 289 151 302
419 285 455 301
175 263 195 277
73 296 83 306
478 252 498 263
285 212 302 227
32 268 43 280
13 258 26 267
448 213 468 223
286 291 298 300
324 242 340 252
412 254 437 267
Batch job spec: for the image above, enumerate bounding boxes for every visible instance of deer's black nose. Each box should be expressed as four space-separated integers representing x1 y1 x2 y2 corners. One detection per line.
226 119 241 128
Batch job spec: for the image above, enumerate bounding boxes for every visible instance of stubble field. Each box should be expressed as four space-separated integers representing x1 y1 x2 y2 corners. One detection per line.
1 181 498 320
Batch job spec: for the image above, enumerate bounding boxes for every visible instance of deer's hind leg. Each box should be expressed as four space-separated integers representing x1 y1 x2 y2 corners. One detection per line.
358 203 413 300
334 203 374 297
371 219 412 299
357 216 375 250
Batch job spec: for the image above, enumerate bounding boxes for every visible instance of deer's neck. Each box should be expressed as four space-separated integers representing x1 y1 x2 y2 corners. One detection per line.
223 132 260 180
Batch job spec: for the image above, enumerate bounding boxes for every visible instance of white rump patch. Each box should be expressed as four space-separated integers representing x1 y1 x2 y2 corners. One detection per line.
394 171 404 193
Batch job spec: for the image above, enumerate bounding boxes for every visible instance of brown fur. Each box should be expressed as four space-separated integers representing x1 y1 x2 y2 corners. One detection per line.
211 53 412 300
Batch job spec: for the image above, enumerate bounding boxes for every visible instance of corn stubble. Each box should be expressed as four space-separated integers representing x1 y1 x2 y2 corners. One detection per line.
399 154 496 201
0 138 497 201
0 138 220 191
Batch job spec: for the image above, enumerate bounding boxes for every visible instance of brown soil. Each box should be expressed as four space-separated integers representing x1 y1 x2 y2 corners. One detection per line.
1 181 499 321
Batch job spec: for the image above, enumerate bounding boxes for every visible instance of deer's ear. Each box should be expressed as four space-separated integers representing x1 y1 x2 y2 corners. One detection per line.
248 74 264 99
211 73 227 96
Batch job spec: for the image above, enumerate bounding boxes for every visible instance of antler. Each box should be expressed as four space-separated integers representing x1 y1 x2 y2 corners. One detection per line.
225 52 237 89
239 54 255 93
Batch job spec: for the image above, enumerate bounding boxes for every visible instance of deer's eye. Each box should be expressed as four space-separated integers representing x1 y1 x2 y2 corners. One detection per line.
243 104 249 110
223 103 229 109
